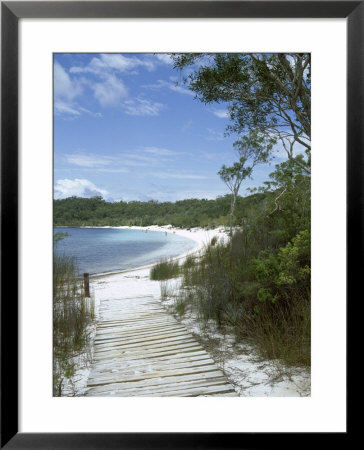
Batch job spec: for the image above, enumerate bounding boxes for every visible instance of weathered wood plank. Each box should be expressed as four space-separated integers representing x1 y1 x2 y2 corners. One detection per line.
96 323 186 335
94 334 196 352
89 353 213 374
86 372 230 395
87 379 234 397
87 359 217 385
94 329 192 345
93 341 202 360
141 384 236 397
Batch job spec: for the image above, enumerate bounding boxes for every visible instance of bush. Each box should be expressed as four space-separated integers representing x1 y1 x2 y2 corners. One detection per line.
173 227 311 368
53 238 95 396
150 258 180 281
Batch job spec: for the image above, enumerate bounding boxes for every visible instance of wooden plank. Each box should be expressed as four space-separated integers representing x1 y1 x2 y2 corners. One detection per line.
94 333 195 351
96 322 187 333
89 355 215 374
94 329 191 345
96 323 186 335
149 384 236 397
87 359 217 385
89 352 213 372
88 366 224 387
93 341 202 360
87 379 233 397
86 371 230 396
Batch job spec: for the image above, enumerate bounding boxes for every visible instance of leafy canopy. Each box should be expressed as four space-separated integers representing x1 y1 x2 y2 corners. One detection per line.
171 53 311 174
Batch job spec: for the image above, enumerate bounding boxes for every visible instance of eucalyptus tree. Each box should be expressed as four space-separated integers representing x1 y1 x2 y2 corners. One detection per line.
219 131 271 237
171 53 311 174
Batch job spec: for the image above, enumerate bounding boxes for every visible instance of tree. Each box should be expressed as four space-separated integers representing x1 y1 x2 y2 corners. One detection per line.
171 53 311 174
218 133 267 237
219 159 251 238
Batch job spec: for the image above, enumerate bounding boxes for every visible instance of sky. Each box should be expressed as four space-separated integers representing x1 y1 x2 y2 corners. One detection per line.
53 53 286 203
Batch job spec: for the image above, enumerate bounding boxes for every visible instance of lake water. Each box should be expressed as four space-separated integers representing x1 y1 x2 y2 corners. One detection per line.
54 227 196 275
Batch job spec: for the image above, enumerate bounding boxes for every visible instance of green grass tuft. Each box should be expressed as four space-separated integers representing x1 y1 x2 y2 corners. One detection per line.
150 258 180 281
53 238 95 396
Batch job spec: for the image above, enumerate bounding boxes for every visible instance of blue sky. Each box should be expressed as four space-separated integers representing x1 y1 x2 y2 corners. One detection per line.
54 53 284 202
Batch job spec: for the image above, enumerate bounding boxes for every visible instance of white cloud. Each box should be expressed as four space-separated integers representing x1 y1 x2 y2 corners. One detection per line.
54 101 81 116
54 62 83 116
100 53 152 72
150 172 210 180
142 146 178 156
92 74 128 107
142 79 193 96
54 61 82 101
78 107 103 118
169 83 194 96
54 178 108 199
58 55 165 115
123 98 164 116
65 154 112 168
122 152 171 167
54 62 102 117
154 54 173 65
54 101 102 118
64 152 153 169
65 151 165 169
63 153 135 173
212 109 229 119
70 54 155 76
94 168 130 174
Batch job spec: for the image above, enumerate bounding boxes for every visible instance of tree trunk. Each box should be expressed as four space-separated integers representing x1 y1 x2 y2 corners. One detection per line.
230 193 237 243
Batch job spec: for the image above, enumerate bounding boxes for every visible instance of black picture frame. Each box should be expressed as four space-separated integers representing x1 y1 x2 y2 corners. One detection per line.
1 1 356 448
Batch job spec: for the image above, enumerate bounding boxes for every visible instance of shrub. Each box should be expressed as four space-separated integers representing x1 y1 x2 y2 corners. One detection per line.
173 227 311 368
150 258 180 280
53 237 95 396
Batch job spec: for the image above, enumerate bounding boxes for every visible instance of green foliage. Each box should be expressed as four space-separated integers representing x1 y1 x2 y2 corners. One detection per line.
54 231 70 245
150 259 180 281
210 236 218 246
175 298 186 316
171 53 311 175
53 193 267 228
178 227 310 366
257 287 278 304
173 160 311 367
277 230 310 286
53 234 95 396
218 159 252 185
219 156 254 236
254 251 279 282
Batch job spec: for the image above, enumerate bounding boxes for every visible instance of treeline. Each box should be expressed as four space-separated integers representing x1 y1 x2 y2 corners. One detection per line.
53 193 267 229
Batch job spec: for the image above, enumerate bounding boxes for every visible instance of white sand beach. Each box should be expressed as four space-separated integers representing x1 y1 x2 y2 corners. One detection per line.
63 225 310 397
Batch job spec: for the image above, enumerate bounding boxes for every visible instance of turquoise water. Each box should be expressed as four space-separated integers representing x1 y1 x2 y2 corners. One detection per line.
54 227 196 275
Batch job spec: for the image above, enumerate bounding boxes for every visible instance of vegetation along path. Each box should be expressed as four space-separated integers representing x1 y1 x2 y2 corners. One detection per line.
86 270 237 397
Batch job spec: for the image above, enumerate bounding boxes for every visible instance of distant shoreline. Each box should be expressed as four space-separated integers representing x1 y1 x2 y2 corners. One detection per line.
55 225 229 278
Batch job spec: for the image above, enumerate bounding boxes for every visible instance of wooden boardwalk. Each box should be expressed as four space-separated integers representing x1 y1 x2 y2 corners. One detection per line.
86 293 237 397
